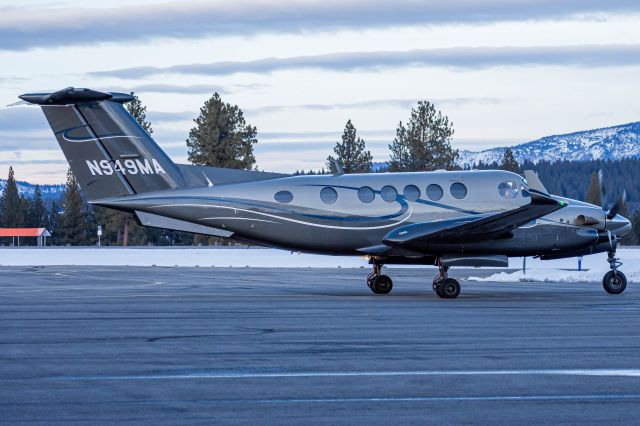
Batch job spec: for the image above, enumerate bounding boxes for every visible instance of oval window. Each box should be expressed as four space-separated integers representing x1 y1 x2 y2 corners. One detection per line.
358 186 375 203
426 184 443 201
320 187 338 204
498 181 519 199
380 185 398 203
274 190 293 203
403 185 421 202
450 182 467 199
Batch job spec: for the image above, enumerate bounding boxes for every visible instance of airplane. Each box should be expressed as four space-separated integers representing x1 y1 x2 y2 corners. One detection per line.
19 87 633 297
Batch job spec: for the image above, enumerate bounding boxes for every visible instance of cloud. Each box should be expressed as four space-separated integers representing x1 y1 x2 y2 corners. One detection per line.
146 111 196 123
259 130 392 140
0 107 48 132
249 97 502 114
1 1 639 51
0 159 67 165
140 97 500 126
91 44 640 78
125 84 227 95
89 83 268 99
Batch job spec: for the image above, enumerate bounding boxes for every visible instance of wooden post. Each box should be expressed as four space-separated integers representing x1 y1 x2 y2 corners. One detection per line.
123 219 129 247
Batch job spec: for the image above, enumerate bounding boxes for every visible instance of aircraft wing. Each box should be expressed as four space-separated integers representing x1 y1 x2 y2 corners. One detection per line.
383 192 565 249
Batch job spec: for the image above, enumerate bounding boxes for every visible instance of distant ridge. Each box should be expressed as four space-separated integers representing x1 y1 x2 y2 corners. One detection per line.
458 121 640 167
0 179 65 201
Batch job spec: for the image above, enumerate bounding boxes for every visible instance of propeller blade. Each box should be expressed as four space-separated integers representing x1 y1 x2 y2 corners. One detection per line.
598 169 607 211
607 190 626 220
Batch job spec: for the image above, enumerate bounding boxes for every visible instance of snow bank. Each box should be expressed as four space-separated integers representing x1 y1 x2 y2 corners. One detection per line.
0 247 369 268
470 248 640 283
1 247 638 284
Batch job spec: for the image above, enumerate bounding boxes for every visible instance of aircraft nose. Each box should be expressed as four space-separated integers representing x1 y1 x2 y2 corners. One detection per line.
607 214 632 236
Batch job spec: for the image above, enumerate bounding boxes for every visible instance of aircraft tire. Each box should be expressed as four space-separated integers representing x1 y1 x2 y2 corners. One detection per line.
436 278 460 299
372 275 393 294
603 271 627 294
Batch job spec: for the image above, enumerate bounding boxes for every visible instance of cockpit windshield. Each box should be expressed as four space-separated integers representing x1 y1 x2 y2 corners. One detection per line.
498 181 519 199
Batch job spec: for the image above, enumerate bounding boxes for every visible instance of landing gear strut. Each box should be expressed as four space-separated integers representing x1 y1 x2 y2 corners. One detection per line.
433 258 460 299
367 261 393 294
603 250 627 294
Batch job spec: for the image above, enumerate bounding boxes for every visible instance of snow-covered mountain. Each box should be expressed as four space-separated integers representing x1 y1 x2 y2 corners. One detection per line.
0 179 65 201
458 121 640 167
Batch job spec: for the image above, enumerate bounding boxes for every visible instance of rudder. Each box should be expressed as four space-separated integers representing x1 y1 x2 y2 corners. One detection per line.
20 87 184 201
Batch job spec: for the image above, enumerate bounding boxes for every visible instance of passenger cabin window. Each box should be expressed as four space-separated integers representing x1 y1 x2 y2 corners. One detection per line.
403 185 420 202
426 184 443 201
320 187 338 204
274 190 293 203
358 186 375 203
498 181 519 199
450 182 467 199
380 185 398 203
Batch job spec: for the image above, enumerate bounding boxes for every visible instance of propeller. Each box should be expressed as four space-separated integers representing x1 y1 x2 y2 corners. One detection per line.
607 190 626 220
598 169 607 211
598 169 626 220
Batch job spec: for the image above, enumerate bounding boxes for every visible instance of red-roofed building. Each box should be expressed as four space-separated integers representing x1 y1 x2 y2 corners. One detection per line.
0 228 51 246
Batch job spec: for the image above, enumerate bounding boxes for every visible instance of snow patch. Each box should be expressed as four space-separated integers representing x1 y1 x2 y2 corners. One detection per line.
470 248 640 283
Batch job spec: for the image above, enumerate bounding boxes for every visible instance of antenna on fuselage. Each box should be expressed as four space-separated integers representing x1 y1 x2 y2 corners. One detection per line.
202 172 214 187
329 159 345 176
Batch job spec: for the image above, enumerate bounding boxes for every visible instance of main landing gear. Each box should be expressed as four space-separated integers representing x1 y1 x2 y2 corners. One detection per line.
603 250 627 295
432 259 460 299
366 258 461 298
367 261 393 294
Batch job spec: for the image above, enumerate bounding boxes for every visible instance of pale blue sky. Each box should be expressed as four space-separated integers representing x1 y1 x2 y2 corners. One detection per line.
1 0 640 183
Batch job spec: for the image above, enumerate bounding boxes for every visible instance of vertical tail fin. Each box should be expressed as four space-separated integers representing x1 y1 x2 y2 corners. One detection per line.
19 87 184 201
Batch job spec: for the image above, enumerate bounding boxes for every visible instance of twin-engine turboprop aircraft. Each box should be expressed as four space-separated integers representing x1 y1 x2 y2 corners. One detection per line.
20 88 633 297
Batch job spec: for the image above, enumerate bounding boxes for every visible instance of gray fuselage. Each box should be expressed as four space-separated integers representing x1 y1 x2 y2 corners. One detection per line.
101 169 623 259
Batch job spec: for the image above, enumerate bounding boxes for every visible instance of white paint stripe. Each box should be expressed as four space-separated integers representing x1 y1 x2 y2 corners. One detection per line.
61 135 142 143
52 368 640 381
152 203 413 230
3 394 640 406
215 394 640 404
200 217 280 224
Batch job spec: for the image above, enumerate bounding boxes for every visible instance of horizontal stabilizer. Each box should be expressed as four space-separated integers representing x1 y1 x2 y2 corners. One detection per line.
135 211 233 238
19 87 134 105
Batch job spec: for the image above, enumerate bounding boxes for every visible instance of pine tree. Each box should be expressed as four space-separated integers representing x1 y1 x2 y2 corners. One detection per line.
0 166 25 227
584 171 601 206
48 201 61 245
388 101 457 172
26 185 47 228
326 120 373 174
500 148 520 173
57 169 87 245
126 92 153 134
186 93 257 169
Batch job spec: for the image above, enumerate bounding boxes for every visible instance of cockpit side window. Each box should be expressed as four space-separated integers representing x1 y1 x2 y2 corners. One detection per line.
498 181 519 199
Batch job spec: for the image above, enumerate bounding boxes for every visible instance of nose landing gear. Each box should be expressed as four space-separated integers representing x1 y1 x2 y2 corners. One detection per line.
367 261 393 294
433 259 460 299
603 250 627 294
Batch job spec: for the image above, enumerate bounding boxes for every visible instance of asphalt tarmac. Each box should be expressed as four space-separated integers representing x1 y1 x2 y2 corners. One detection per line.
1 266 639 425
